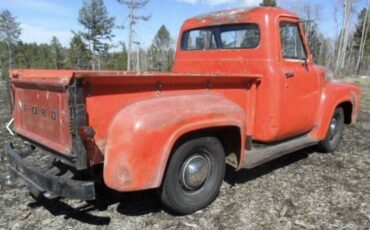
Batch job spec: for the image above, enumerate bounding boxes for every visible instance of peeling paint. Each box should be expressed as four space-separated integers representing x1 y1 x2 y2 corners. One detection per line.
194 8 250 21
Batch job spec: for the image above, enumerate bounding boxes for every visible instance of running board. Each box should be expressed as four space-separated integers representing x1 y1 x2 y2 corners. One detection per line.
243 135 319 169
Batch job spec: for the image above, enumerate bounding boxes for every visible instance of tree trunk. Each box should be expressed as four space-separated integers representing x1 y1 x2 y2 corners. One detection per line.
335 0 353 74
127 6 133 71
356 0 370 74
7 42 12 70
5 42 13 113
97 54 101 71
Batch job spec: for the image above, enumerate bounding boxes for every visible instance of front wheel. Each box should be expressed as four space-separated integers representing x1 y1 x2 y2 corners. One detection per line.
160 137 225 215
317 107 345 153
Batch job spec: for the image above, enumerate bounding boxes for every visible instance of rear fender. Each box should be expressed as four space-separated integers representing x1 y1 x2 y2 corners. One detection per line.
103 94 246 192
311 82 361 140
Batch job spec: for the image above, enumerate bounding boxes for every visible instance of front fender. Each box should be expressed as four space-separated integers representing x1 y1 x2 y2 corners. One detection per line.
311 81 361 140
103 94 246 192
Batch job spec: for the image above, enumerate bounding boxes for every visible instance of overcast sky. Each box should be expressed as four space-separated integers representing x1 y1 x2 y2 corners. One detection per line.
0 0 368 49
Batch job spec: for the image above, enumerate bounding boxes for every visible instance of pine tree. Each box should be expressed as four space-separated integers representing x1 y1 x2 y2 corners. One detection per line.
108 42 128 70
147 25 174 71
50 36 65 69
260 0 277 7
0 10 21 72
68 34 90 69
78 0 115 70
0 10 21 111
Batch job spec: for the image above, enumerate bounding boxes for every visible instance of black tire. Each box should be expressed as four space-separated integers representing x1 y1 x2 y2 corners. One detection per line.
160 137 225 214
317 107 345 153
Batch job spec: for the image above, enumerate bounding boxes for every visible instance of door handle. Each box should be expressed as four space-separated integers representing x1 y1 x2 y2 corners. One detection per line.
285 71 295 78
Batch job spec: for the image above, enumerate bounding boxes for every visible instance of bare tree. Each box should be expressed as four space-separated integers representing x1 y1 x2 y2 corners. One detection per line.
117 0 150 71
335 0 354 73
355 0 370 73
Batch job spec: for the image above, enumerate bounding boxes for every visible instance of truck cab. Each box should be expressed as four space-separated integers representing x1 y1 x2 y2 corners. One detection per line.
174 7 324 141
5 7 361 215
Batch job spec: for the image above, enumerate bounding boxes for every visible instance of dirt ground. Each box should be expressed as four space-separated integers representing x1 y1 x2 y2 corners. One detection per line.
0 78 369 230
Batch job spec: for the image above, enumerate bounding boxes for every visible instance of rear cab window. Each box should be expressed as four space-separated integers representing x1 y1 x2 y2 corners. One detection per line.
181 24 260 51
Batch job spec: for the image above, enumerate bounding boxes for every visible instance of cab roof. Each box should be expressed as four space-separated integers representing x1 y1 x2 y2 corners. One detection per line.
181 7 299 31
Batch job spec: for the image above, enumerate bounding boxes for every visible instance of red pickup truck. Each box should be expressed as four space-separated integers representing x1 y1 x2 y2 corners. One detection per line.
5 7 361 214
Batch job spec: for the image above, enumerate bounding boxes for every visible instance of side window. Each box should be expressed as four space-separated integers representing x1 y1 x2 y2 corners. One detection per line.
280 22 307 60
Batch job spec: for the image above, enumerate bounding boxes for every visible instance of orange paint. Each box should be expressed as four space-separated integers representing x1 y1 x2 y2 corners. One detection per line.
10 7 360 192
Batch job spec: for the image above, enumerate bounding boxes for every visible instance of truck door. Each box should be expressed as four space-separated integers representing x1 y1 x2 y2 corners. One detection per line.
278 19 321 139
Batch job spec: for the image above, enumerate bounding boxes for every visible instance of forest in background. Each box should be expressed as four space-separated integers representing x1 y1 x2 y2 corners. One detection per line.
0 0 369 80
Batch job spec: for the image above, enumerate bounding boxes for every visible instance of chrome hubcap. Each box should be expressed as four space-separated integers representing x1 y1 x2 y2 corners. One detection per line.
180 154 210 191
329 117 338 140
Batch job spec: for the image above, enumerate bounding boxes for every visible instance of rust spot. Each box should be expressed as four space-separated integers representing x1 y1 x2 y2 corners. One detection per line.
194 8 250 22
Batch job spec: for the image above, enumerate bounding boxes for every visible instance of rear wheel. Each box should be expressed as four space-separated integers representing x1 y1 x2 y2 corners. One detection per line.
160 137 225 215
317 107 345 153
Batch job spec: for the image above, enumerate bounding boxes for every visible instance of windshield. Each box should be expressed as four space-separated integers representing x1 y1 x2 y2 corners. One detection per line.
181 24 260 51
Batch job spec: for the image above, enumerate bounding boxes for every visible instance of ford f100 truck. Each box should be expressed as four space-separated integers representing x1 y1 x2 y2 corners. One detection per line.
5 7 361 214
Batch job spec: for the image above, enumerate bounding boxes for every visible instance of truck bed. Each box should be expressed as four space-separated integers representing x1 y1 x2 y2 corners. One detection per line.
10 69 261 168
